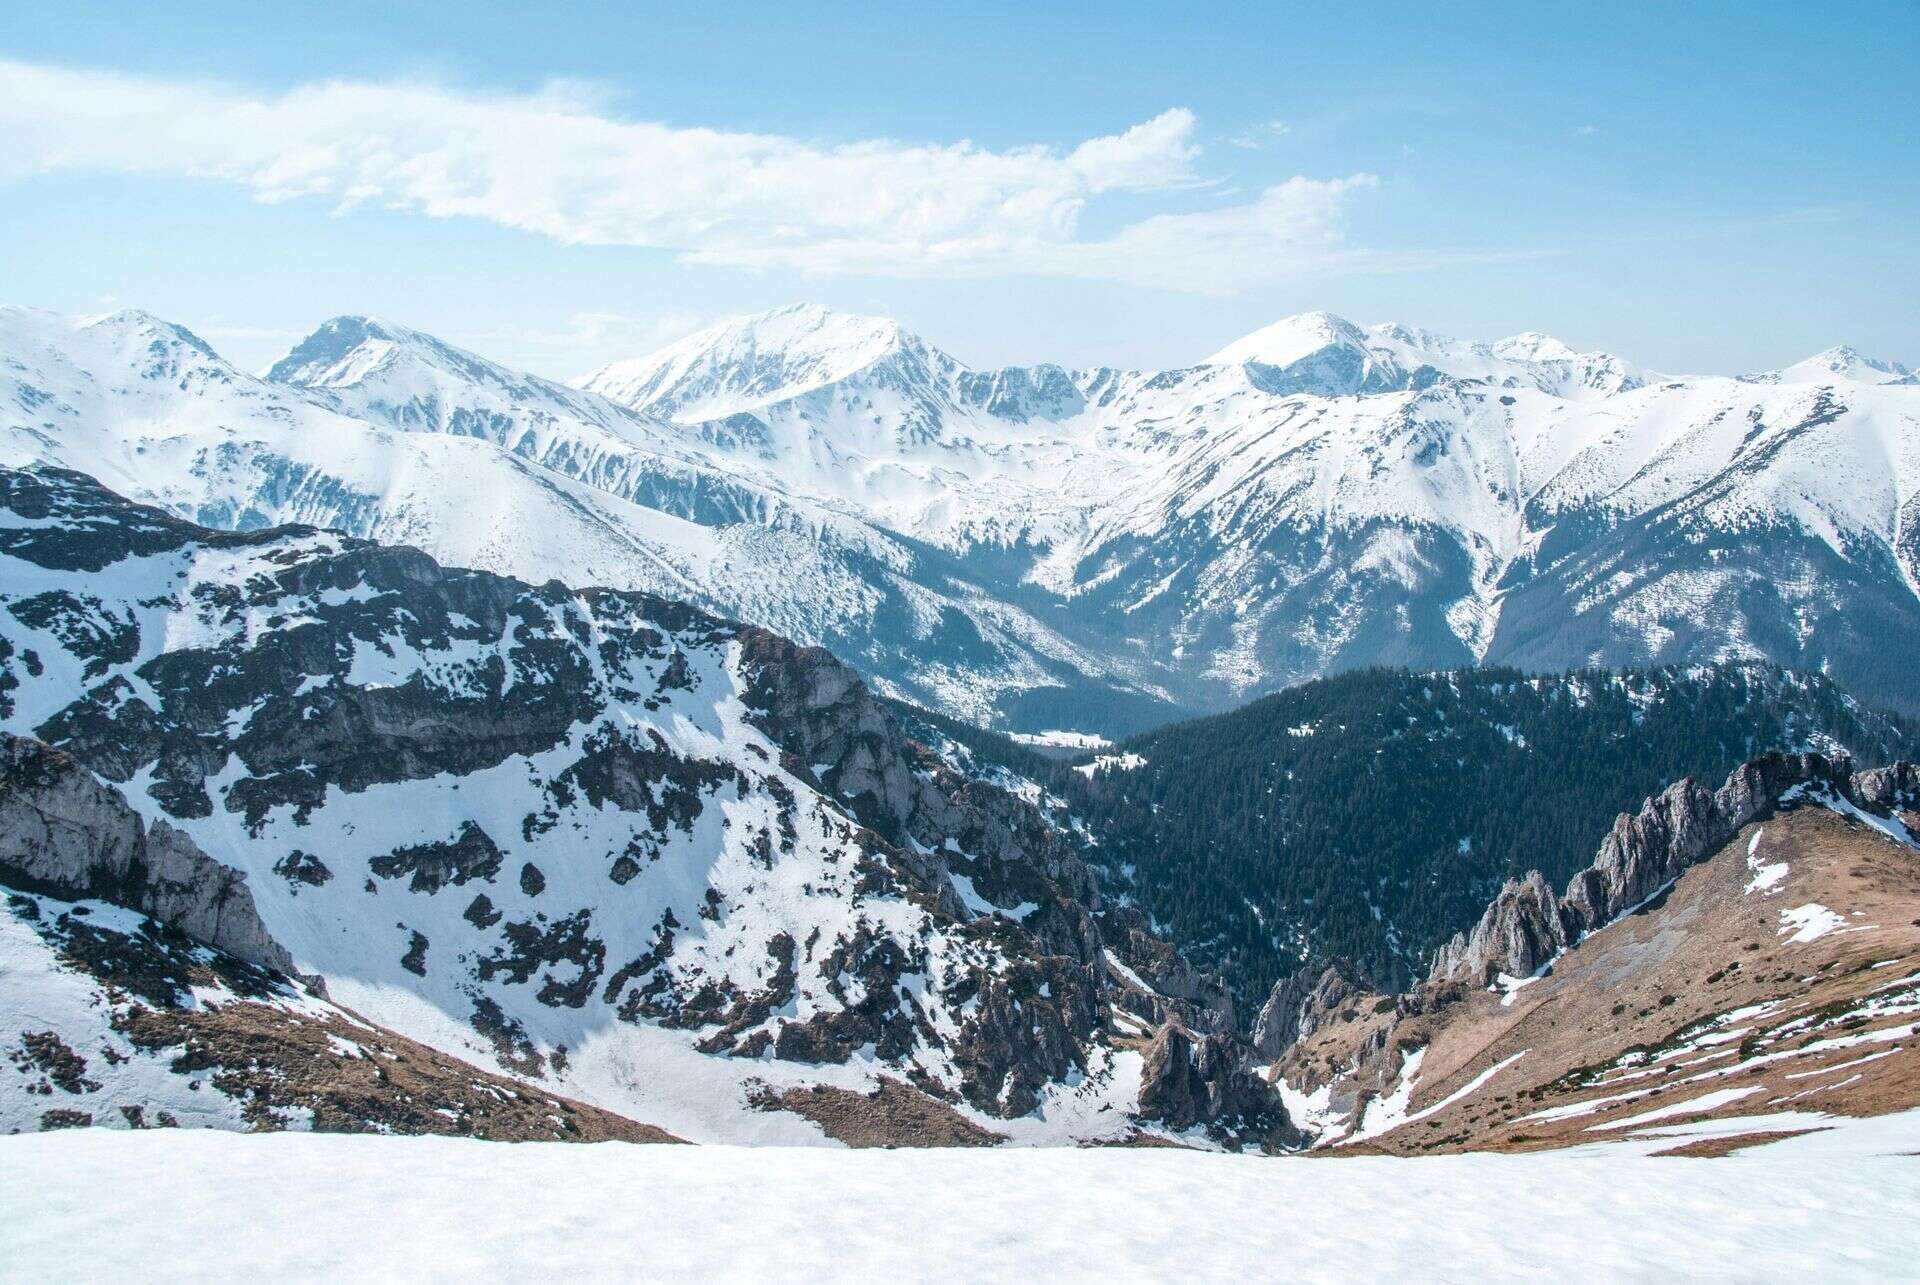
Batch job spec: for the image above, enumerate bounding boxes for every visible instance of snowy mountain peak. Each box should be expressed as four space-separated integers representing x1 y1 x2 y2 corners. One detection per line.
578 303 951 420
1490 331 1578 362
268 314 645 413
1748 345 1915 386
83 308 220 357
69 308 219 364
1205 311 1370 368
265 315 413 387
1202 312 1410 397
267 314 560 396
48 308 236 388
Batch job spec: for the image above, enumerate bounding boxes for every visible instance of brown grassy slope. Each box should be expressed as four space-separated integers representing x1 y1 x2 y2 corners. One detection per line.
1277 802 1920 1154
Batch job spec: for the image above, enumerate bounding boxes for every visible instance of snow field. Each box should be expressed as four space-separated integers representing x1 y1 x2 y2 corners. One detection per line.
5 1113 1920 1283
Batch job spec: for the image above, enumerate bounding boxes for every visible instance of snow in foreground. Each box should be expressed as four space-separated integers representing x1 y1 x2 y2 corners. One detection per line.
5 1112 1919 1283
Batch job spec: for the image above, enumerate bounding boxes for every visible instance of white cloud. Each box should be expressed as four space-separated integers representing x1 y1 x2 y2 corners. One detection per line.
1061 175 1379 292
1068 108 1204 191
1574 124 1602 137
0 60 1380 292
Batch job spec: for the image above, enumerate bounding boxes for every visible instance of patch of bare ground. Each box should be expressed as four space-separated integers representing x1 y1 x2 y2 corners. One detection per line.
116 1000 683 1143
1648 1128 1830 1157
747 1077 1005 1147
1089 1131 1200 1149
1281 805 1920 1154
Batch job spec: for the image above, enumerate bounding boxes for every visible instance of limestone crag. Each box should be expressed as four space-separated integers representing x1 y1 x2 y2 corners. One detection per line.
1136 1020 1297 1149
0 734 295 975
1428 752 1888 988
1252 958 1365 1059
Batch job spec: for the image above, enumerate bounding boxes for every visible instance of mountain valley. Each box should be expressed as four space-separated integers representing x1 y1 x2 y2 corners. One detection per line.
4 304 1919 1165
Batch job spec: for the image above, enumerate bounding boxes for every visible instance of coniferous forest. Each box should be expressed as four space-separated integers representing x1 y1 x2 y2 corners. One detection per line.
895 663 1920 1008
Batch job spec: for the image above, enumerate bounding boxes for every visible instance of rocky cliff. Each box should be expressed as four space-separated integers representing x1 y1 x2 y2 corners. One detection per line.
1 735 294 975
1251 959 1365 1060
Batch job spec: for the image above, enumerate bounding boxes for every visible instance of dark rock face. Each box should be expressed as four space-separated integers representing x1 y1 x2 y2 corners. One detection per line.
370 823 503 894
1253 959 1365 1059
1137 1021 1298 1150
1428 752 1896 988
0 734 295 975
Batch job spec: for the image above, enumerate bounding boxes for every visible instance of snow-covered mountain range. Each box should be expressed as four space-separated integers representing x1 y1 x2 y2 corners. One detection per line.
6 301 1918 731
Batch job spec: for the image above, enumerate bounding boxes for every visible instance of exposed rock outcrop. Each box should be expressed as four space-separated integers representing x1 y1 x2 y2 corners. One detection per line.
1099 906 1237 1037
1137 1020 1298 1150
0 734 295 975
1428 752 1887 988
1856 762 1920 813
1252 958 1365 1059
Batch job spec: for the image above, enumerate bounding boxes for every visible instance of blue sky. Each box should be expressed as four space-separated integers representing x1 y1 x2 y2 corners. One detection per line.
4 1 1917 378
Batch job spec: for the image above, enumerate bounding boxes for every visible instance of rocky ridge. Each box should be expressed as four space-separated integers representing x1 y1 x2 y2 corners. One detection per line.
1428 753 1920 988
0 464 1282 1146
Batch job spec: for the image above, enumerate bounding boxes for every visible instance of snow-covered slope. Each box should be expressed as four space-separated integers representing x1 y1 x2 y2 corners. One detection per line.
1 885 674 1142
0 306 1159 731
577 305 1919 714
0 466 1280 1146
12 1116 1920 1281
8 300 1920 727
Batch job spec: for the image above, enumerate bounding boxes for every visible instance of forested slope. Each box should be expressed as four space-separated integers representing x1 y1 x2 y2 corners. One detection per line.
906 665 1920 1004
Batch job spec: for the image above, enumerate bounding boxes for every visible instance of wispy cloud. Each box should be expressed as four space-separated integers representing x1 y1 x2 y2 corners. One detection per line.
1573 124 1602 137
465 310 708 375
473 310 707 353
0 60 1382 293
1226 119 1292 150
